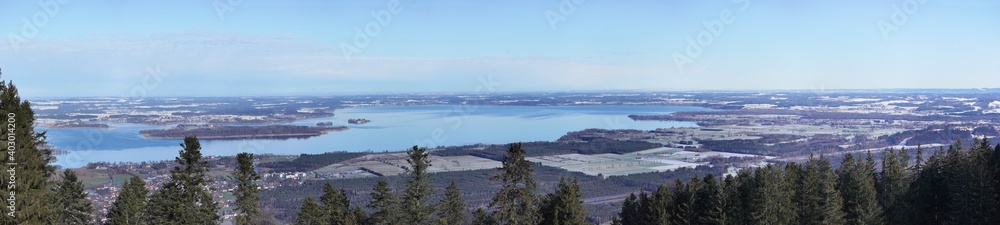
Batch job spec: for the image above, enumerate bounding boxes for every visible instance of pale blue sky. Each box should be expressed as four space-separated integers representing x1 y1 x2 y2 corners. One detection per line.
1 0 998 97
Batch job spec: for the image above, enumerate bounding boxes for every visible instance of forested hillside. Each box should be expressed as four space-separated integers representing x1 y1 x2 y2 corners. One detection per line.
613 139 1000 225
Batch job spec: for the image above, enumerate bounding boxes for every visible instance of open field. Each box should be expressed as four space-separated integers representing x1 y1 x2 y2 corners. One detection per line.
645 125 909 146
311 153 502 178
712 124 909 139
528 147 767 177
73 168 137 189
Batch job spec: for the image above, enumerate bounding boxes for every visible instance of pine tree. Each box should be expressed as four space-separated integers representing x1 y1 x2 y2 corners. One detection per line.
106 176 149 225
539 177 588 225
946 138 996 224
296 196 325 225
402 145 434 224
320 183 351 225
635 190 651 225
472 208 494 225
836 153 882 225
0 75 57 224
724 171 757 225
648 185 672 225
669 179 694 225
991 143 1000 225
973 138 996 224
367 180 399 225
795 155 846 225
145 136 220 225
877 147 910 225
55 169 94 225
346 206 367 225
751 163 796 225
615 192 643 225
489 143 538 225
693 174 724 225
913 145 924 171
437 181 466 225
905 146 949 225
144 182 181 224
232 152 262 225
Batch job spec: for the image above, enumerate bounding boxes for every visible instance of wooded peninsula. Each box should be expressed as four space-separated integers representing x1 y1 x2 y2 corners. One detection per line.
139 124 348 140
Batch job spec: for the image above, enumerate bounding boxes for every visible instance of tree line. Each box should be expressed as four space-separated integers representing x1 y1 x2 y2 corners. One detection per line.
293 143 592 225
613 139 1000 225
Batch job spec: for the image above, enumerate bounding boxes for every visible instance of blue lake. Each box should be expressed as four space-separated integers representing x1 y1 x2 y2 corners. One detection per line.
43 105 705 168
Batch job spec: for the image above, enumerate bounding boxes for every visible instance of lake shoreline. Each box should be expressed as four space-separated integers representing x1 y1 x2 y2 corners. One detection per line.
139 124 349 140
45 105 705 168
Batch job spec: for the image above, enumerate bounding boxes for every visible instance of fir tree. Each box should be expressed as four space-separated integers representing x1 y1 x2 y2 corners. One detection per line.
905 146 950 225
367 180 399 225
145 136 220 225
946 138 996 224
539 177 588 225
669 179 694 225
972 138 996 224
402 145 434 224
320 183 351 225
913 145 924 171
724 171 754 225
749 164 796 225
296 197 325 225
992 143 1000 225
836 153 882 225
648 185 672 225
795 155 846 225
106 176 149 225
615 192 643 225
55 169 94 225
232 152 262 225
693 174 725 225
635 190 651 225
437 181 466 225
472 208 494 225
0 75 57 224
489 143 538 225
877 147 910 225
346 206 367 225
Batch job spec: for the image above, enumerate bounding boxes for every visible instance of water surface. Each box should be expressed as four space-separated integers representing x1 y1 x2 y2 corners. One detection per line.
44 105 704 168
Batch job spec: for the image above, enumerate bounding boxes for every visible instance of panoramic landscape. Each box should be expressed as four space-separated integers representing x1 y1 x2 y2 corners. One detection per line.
2 1 1000 225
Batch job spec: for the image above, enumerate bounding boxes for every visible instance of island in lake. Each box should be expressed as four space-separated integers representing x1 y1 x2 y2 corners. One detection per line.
139 124 348 140
316 121 334 126
347 118 371 124
46 120 113 129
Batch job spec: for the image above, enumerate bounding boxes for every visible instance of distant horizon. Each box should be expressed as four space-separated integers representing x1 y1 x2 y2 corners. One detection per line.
23 87 1000 100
